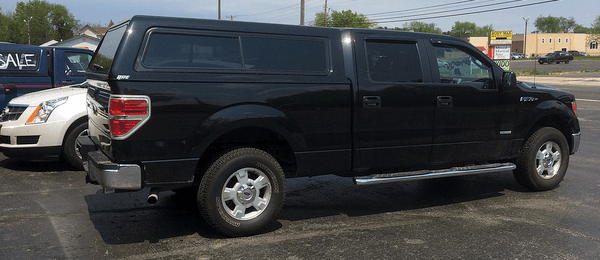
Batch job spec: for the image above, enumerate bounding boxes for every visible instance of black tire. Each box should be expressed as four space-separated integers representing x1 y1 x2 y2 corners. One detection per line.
565 60 570 64
556 61 560 64
538 60 544 64
62 120 88 170
198 148 286 237
514 127 570 191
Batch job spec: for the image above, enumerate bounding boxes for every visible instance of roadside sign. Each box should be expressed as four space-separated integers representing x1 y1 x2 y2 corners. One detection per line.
490 31 513 40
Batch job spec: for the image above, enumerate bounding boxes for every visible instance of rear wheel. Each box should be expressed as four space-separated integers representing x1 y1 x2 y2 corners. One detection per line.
514 127 569 191
62 121 88 170
198 148 286 237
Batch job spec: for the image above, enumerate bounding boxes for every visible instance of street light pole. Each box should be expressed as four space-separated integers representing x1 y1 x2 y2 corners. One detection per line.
523 17 529 56
218 0 221 20
24 16 32 45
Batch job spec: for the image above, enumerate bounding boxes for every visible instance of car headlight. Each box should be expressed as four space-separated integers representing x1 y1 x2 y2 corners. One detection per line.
26 97 68 124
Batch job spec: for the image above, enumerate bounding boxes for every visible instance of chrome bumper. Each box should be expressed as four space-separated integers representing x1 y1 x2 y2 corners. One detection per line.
85 150 142 194
572 132 581 154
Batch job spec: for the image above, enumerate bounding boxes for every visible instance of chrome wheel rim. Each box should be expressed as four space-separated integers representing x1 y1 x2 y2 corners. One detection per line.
75 129 89 160
221 167 272 220
535 141 562 179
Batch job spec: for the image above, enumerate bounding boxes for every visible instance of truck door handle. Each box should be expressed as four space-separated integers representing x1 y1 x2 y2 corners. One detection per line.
363 96 381 109
437 96 453 107
62 80 75 85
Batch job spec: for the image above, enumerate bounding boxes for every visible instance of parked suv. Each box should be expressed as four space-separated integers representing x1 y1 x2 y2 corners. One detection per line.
79 16 580 237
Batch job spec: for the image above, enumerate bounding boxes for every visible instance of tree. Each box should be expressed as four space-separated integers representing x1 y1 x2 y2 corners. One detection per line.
449 21 493 37
534 15 580 33
311 9 376 28
592 15 600 34
0 9 13 42
402 21 442 34
9 0 78 45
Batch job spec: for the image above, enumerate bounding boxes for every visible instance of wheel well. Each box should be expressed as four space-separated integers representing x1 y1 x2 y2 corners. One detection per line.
527 115 572 150
62 116 88 147
195 127 296 181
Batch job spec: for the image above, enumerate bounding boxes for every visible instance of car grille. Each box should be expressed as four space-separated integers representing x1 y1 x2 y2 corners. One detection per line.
1 105 28 122
0 135 10 144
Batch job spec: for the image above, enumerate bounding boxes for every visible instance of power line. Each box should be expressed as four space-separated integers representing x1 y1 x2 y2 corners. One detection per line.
373 0 559 23
372 0 523 22
367 0 475 17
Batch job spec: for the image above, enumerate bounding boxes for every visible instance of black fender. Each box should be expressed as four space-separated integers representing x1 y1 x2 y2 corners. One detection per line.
190 104 303 159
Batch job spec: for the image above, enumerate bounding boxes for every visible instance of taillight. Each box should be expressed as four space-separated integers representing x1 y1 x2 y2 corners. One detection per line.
109 95 150 139
572 101 577 116
110 99 147 115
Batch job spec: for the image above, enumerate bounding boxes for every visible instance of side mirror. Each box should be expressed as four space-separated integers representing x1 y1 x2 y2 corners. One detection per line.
502 71 517 91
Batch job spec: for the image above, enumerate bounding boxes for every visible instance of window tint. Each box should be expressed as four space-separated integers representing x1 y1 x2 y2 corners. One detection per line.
365 40 422 83
242 37 327 72
89 22 128 74
65 52 92 75
143 33 242 69
433 45 494 89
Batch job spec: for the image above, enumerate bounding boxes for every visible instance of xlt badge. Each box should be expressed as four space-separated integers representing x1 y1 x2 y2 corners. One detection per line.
520 97 538 102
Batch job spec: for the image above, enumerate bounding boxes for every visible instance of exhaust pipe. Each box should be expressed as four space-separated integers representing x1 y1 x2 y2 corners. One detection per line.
147 189 159 204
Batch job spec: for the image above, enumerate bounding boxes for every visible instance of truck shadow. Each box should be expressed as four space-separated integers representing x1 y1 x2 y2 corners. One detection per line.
84 171 526 244
0 156 80 172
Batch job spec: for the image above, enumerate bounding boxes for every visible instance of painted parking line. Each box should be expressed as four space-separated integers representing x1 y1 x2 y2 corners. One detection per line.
578 99 600 103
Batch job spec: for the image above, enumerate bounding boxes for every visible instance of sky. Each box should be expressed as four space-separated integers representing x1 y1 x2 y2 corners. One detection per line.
1 0 599 34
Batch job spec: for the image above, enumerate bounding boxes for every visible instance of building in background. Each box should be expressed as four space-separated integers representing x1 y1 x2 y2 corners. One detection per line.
512 33 600 57
40 25 109 51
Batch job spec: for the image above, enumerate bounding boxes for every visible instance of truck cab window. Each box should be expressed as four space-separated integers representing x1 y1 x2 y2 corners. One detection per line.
433 45 494 89
65 52 92 75
365 40 422 83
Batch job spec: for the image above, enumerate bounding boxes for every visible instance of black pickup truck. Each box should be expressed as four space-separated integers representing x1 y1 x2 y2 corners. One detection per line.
538 51 574 64
79 16 580 237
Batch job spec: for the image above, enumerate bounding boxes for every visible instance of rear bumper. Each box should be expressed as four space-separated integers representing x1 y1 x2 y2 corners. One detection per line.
78 136 142 193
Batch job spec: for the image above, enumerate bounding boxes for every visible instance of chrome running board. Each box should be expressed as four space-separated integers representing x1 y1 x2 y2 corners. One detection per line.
353 163 516 185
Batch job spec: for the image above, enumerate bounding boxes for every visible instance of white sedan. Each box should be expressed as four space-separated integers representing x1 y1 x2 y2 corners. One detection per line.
0 85 87 169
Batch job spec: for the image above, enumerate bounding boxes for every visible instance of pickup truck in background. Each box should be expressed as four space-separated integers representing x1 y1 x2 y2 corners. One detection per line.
0 43 93 109
538 51 574 64
79 16 580 237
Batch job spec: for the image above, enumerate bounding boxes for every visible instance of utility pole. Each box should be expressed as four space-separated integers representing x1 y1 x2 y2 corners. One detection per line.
24 16 32 45
523 17 529 56
218 0 221 20
226 15 237 21
300 0 305 25
323 0 328 27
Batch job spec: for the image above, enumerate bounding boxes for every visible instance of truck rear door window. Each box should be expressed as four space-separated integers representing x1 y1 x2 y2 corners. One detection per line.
143 33 242 69
241 37 327 73
365 40 422 83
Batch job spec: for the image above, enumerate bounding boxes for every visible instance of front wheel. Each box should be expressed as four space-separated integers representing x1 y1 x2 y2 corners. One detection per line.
62 120 88 170
198 148 286 237
514 127 570 191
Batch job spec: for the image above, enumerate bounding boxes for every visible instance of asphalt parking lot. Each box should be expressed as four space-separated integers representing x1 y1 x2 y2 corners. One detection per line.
1 79 599 259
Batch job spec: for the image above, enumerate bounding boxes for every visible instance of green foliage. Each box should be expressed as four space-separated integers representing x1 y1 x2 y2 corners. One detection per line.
1 0 78 45
312 9 376 28
402 21 442 34
534 16 579 33
0 10 12 42
449 21 493 37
